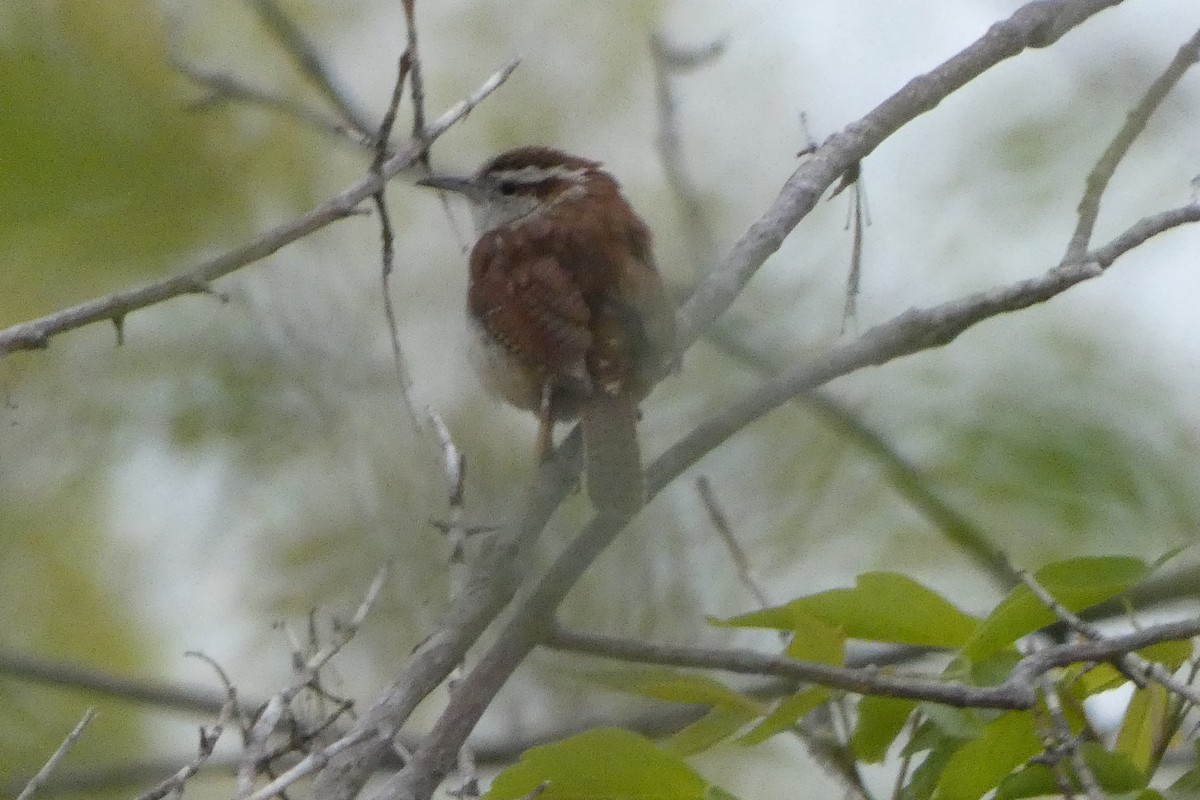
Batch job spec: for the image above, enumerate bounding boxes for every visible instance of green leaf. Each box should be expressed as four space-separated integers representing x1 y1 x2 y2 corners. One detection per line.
1076 663 1127 696
625 674 762 711
1165 745 1200 800
739 687 830 745
783 609 845 665
852 696 916 763
936 711 1040 800
913 705 988 745
580 669 763 714
962 556 1149 661
485 729 729 800
994 763 1056 800
995 744 1144 799
662 706 758 757
1138 639 1194 672
1081 744 1146 792
1116 684 1170 774
960 649 1023 688
718 572 977 648
903 741 958 800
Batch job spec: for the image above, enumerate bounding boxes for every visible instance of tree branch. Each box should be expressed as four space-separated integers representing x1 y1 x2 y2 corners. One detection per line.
543 621 1200 711
1064 27 1200 260
15 708 97 800
676 0 1125 348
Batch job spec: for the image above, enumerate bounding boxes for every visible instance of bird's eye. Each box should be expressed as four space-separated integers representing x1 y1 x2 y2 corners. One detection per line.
498 181 518 196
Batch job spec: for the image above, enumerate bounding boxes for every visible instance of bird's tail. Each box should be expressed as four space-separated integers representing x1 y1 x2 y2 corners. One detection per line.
581 393 644 515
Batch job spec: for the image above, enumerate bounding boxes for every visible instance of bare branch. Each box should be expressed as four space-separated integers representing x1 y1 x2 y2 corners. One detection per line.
172 59 370 147
542 622 1200 712
16 708 97 800
371 1 432 450
696 476 772 608
0 648 233 716
242 725 376 800
1064 27 1200 260
401 0 429 145
0 58 519 356
226 570 388 799
676 0 1125 348
309 435 582 799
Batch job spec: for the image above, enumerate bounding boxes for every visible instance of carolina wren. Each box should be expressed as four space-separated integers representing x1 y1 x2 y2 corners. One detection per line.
419 146 676 513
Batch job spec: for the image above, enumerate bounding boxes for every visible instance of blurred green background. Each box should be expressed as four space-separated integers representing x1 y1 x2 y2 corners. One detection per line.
2 1 1199 798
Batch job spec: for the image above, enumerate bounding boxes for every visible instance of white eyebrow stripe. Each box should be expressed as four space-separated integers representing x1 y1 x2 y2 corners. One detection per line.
488 165 589 184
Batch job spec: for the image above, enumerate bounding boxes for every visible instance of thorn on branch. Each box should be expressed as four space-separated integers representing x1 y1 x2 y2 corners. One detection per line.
796 111 819 157
180 276 225 302
650 33 726 71
428 520 499 538
516 781 549 800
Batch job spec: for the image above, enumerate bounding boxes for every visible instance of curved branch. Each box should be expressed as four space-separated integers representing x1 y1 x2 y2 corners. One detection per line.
1065 27 1200 260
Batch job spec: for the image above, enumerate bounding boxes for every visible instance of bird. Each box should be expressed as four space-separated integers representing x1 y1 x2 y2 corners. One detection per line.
418 146 676 513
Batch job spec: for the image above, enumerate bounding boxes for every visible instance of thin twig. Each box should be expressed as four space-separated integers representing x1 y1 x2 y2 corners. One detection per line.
15 708 97 800
696 476 772 608
248 0 375 135
429 410 479 800
229 569 388 800
401 0 429 148
134 693 236 800
243 726 378 800
1038 675 1105 800
837 163 866 332
1016 566 1200 706
1064 27 1200 261
370 46 425 448
173 59 370 147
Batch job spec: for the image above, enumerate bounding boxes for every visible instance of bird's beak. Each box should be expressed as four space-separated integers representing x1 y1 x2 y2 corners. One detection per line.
416 174 478 198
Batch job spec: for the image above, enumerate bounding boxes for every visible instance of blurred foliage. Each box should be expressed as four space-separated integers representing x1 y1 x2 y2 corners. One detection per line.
0 1 257 325
0 0 340 791
0 495 150 794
